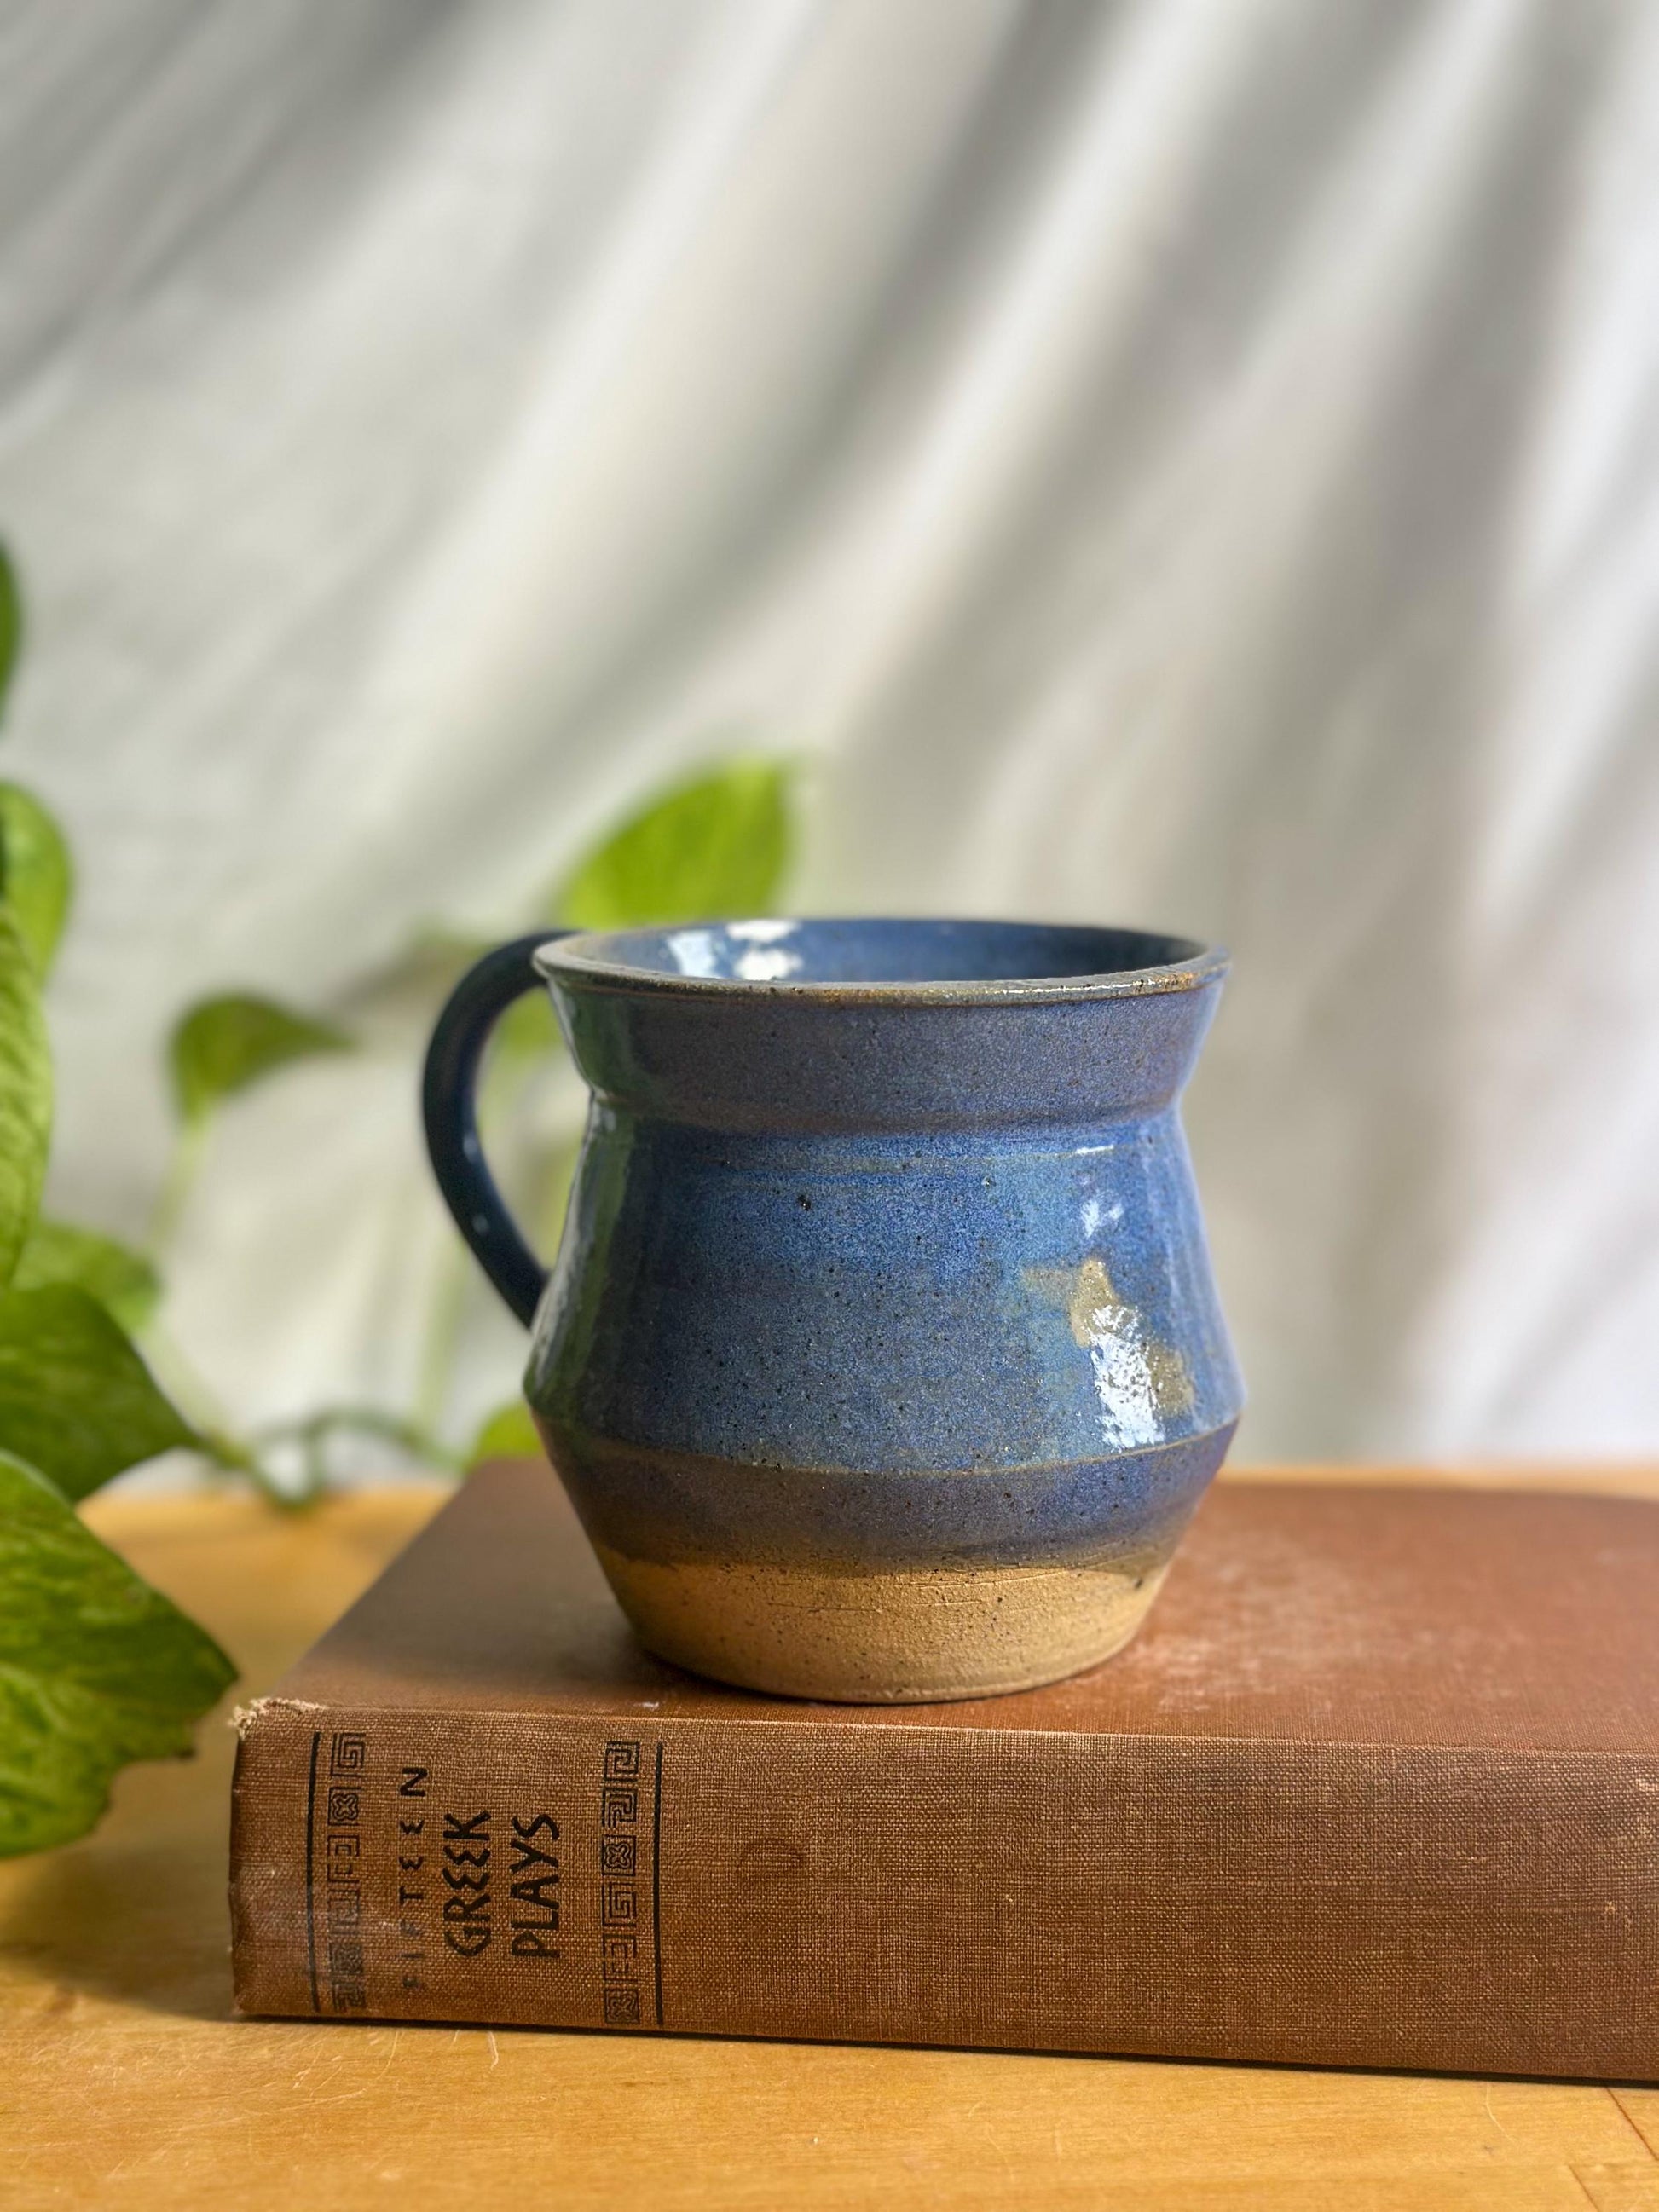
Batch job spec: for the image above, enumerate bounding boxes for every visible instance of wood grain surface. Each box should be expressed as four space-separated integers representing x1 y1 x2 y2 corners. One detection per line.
3 1464 1656 2212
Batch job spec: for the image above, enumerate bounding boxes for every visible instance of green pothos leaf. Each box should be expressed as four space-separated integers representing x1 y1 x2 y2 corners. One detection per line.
12 1220 160 1334
0 1285 196 1502
0 910 50 1287
169 994 351 1128
465 1397 542 1466
0 1452 234 1857
0 783 73 978
552 758 793 931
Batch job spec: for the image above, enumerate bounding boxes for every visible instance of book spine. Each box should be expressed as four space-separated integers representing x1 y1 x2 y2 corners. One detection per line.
230 1702 1659 2078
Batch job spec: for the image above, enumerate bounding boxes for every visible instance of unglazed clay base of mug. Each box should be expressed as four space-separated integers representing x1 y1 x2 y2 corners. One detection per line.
592 1540 1173 1702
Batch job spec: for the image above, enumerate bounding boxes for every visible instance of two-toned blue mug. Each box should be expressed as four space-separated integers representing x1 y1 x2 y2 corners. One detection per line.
424 919 1242 1702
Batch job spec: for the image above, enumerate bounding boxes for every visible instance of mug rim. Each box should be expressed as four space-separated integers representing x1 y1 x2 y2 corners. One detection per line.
533 916 1228 1003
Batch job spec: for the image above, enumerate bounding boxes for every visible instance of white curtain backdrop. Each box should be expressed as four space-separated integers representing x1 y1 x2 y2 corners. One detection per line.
2 0 1656 1466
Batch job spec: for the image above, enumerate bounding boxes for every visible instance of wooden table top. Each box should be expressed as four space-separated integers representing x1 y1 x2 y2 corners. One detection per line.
3 1465 1657 2212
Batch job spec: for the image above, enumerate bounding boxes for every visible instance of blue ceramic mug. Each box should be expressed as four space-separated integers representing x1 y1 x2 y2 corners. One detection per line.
423 919 1242 1702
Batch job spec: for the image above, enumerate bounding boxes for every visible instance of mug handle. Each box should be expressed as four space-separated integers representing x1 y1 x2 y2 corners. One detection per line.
421 931 574 1327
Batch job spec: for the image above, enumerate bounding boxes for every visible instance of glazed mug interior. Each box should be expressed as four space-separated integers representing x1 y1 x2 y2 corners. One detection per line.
539 915 1217 989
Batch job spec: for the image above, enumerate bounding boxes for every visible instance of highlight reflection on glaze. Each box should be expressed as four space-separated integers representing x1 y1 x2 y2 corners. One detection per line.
666 918 804 982
1066 1256 1196 1452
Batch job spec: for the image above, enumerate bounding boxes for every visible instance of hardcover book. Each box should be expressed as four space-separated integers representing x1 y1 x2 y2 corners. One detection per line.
230 1461 1659 2078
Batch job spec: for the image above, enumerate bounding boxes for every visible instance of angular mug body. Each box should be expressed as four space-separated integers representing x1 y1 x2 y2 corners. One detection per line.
425 919 1242 1702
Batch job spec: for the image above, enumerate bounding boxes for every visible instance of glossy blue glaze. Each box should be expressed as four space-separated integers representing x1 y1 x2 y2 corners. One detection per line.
425 919 1241 1700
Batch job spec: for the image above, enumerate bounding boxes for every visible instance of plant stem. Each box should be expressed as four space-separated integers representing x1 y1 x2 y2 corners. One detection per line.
148 1117 208 1253
249 1403 462 1471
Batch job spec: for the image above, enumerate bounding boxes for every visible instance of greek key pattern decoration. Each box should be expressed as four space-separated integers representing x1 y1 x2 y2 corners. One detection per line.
307 1730 368 2014
595 1738 663 2027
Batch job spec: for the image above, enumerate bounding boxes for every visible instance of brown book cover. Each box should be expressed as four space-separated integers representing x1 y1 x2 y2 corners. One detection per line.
229 1461 1659 2079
